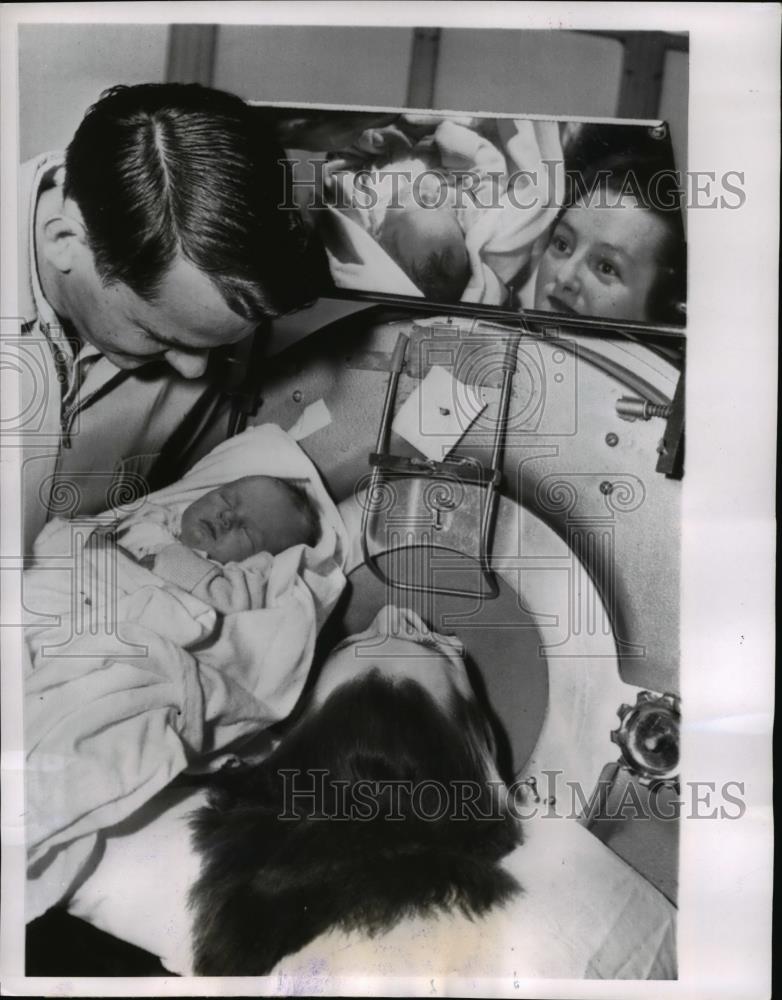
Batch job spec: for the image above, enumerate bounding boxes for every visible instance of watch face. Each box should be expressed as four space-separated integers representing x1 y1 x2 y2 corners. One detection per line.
631 707 680 775
258 103 686 333
617 696 681 780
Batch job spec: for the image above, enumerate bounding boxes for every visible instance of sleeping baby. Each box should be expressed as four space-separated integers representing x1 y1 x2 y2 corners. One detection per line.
96 475 321 616
24 424 350 919
320 118 562 305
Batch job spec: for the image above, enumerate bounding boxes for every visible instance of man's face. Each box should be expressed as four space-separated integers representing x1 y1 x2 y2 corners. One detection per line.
62 249 256 378
534 196 667 322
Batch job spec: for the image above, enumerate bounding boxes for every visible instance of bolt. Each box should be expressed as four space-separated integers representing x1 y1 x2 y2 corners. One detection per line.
292 390 303 403
605 432 619 447
600 480 614 495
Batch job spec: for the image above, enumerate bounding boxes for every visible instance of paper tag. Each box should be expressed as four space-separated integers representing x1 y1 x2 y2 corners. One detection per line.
287 399 333 441
392 365 495 461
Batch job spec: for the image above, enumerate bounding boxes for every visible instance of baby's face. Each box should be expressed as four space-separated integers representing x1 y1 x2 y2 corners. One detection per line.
534 195 668 322
378 203 465 280
179 476 305 563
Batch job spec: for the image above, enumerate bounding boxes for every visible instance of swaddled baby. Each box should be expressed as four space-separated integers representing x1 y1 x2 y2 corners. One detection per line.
322 118 559 305
107 475 321 615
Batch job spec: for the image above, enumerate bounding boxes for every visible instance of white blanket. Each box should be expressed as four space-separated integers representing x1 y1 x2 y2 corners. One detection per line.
24 424 349 920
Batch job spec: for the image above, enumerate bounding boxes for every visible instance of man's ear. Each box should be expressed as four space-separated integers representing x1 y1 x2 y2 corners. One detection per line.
41 200 88 274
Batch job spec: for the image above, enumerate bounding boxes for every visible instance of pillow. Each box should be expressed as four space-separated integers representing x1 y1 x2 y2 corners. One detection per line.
68 784 676 981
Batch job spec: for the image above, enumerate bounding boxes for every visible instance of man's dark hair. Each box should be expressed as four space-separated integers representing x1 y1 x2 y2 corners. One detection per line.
65 83 331 320
189 670 521 975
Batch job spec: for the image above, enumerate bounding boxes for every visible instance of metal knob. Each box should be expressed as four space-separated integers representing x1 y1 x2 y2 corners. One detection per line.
610 690 680 789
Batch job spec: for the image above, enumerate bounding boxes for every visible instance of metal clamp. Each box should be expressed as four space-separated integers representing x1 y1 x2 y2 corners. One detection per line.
360 329 521 599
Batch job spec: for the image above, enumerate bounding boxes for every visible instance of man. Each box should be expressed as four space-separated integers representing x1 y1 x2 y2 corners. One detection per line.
18 82 328 554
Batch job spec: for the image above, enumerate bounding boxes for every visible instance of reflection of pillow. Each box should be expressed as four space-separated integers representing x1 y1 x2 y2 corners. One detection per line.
319 206 424 297
68 784 676 980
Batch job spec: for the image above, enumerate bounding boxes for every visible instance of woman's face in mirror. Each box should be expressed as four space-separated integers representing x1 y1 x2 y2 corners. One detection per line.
533 195 668 322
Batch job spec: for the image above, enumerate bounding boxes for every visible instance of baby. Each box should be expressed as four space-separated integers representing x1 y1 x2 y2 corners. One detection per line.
375 196 471 303
322 117 558 306
324 141 471 302
108 475 321 615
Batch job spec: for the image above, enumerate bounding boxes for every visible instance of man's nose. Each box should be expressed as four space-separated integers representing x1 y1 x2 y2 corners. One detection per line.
164 348 209 380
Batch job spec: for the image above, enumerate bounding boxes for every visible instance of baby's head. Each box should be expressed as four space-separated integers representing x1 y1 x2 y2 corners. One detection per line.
377 202 470 303
534 163 686 324
179 476 321 563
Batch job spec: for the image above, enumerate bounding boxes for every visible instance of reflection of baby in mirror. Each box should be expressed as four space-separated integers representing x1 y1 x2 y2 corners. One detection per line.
324 119 558 305
374 196 470 303
324 125 475 301
108 476 321 615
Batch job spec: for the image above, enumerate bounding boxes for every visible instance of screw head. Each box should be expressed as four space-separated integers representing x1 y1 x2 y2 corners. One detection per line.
292 390 303 403
605 432 619 447
600 480 614 495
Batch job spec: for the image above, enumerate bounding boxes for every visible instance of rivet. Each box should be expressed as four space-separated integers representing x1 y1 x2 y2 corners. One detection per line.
292 390 303 403
605 432 619 447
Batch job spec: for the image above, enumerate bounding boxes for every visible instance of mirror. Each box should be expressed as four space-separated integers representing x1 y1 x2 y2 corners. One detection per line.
256 104 687 330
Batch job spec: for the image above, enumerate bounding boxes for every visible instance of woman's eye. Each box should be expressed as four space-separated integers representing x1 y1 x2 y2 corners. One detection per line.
597 259 620 279
552 235 570 254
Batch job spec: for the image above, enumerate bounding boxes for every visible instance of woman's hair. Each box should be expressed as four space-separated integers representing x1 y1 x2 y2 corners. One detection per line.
561 144 687 326
188 669 521 975
65 83 332 320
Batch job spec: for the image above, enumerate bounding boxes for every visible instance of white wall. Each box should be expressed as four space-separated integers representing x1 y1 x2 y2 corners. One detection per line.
433 29 625 118
18 25 686 173
19 24 168 161
213 26 413 106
